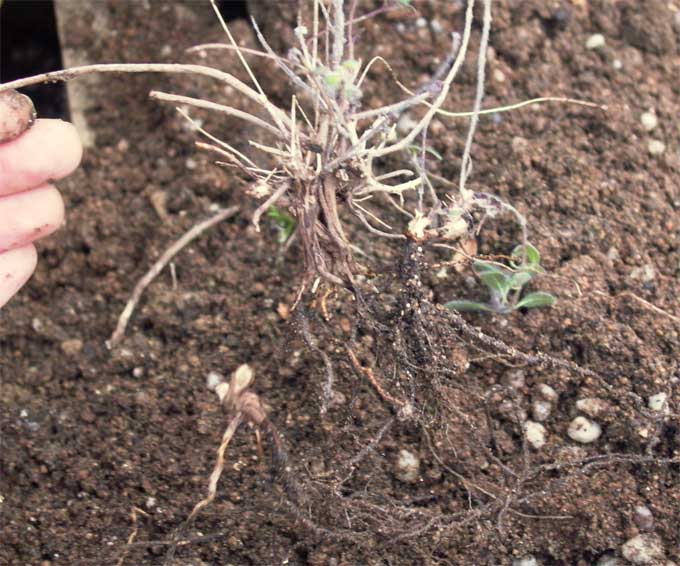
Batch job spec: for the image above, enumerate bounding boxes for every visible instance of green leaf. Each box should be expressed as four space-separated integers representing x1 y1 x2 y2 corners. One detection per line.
515 292 556 310
267 205 296 244
445 300 495 313
472 261 504 275
341 59 361 74
471 261 510 300
479 271 509 297
407 145 443 160
511 242 541 267
324 71 343 88
508 271 533 290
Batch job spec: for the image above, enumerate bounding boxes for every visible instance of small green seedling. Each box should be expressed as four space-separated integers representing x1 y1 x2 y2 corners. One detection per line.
267 205 297 244
407 145 443 161
445 243 556 314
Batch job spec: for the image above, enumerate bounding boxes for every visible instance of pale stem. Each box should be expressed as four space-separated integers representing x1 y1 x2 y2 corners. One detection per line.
459 0 492 201
251 17 315 96
1 62 257 105
185 43 276 59
332 0 345 67
150 91 282 137
209 0 289 134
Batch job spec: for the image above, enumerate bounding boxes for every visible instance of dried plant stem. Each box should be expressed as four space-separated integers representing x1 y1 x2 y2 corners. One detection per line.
1 63 247 106
436 96 606 117
251 18 315 96
149 91 283 136
459 0 492 200
185 42 276 59
331 0 345 67
108 205 239 348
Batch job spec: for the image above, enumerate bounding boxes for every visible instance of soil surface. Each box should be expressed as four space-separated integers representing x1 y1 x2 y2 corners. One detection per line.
1 1 679 565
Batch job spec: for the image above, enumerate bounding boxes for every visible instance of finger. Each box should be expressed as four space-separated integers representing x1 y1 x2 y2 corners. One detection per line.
0 184 65 252
0 119 82 196
0 244 37 309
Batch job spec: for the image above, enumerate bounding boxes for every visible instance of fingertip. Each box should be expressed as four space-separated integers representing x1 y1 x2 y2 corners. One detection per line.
41 184 66 232
39 119 84 176
0 244 37 309
0 118 83 196
0 184 65 251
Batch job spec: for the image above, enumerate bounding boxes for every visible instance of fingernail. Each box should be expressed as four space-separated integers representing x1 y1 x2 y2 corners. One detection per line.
0 89 37 144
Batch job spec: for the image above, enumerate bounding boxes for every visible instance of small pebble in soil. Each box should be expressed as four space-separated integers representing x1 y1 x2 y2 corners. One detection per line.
61 339 83 356
431 19 443 34
596 553 621 566
206 371 223 391
395 449 420 483
612 59 623 70
607 246 621 261
532 399 552 422
586 33 606 49
513 555 538 566
647 392 668 413
504 369 526 389
536 383 558 402
630 264 656 283
648 139 666 155
132 367 144 379
415 17 427 28
621 534 665 564
568 416 602 443
633 505 654 531
576 397 611 418
524 421 547 449
640 111 658 131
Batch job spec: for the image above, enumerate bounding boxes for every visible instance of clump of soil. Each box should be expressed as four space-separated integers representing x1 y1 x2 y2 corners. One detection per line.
1 1 678 565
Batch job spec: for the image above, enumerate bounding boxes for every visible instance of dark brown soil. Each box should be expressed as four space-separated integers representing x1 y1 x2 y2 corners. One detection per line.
1 1 678 565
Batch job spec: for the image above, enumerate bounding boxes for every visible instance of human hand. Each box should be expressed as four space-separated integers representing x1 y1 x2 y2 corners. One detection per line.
0 90 82 308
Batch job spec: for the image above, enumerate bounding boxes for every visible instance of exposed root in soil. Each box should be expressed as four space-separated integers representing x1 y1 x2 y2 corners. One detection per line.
299 308 337 414
251 235 679 553
115 507 149 566
108 205 239 347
